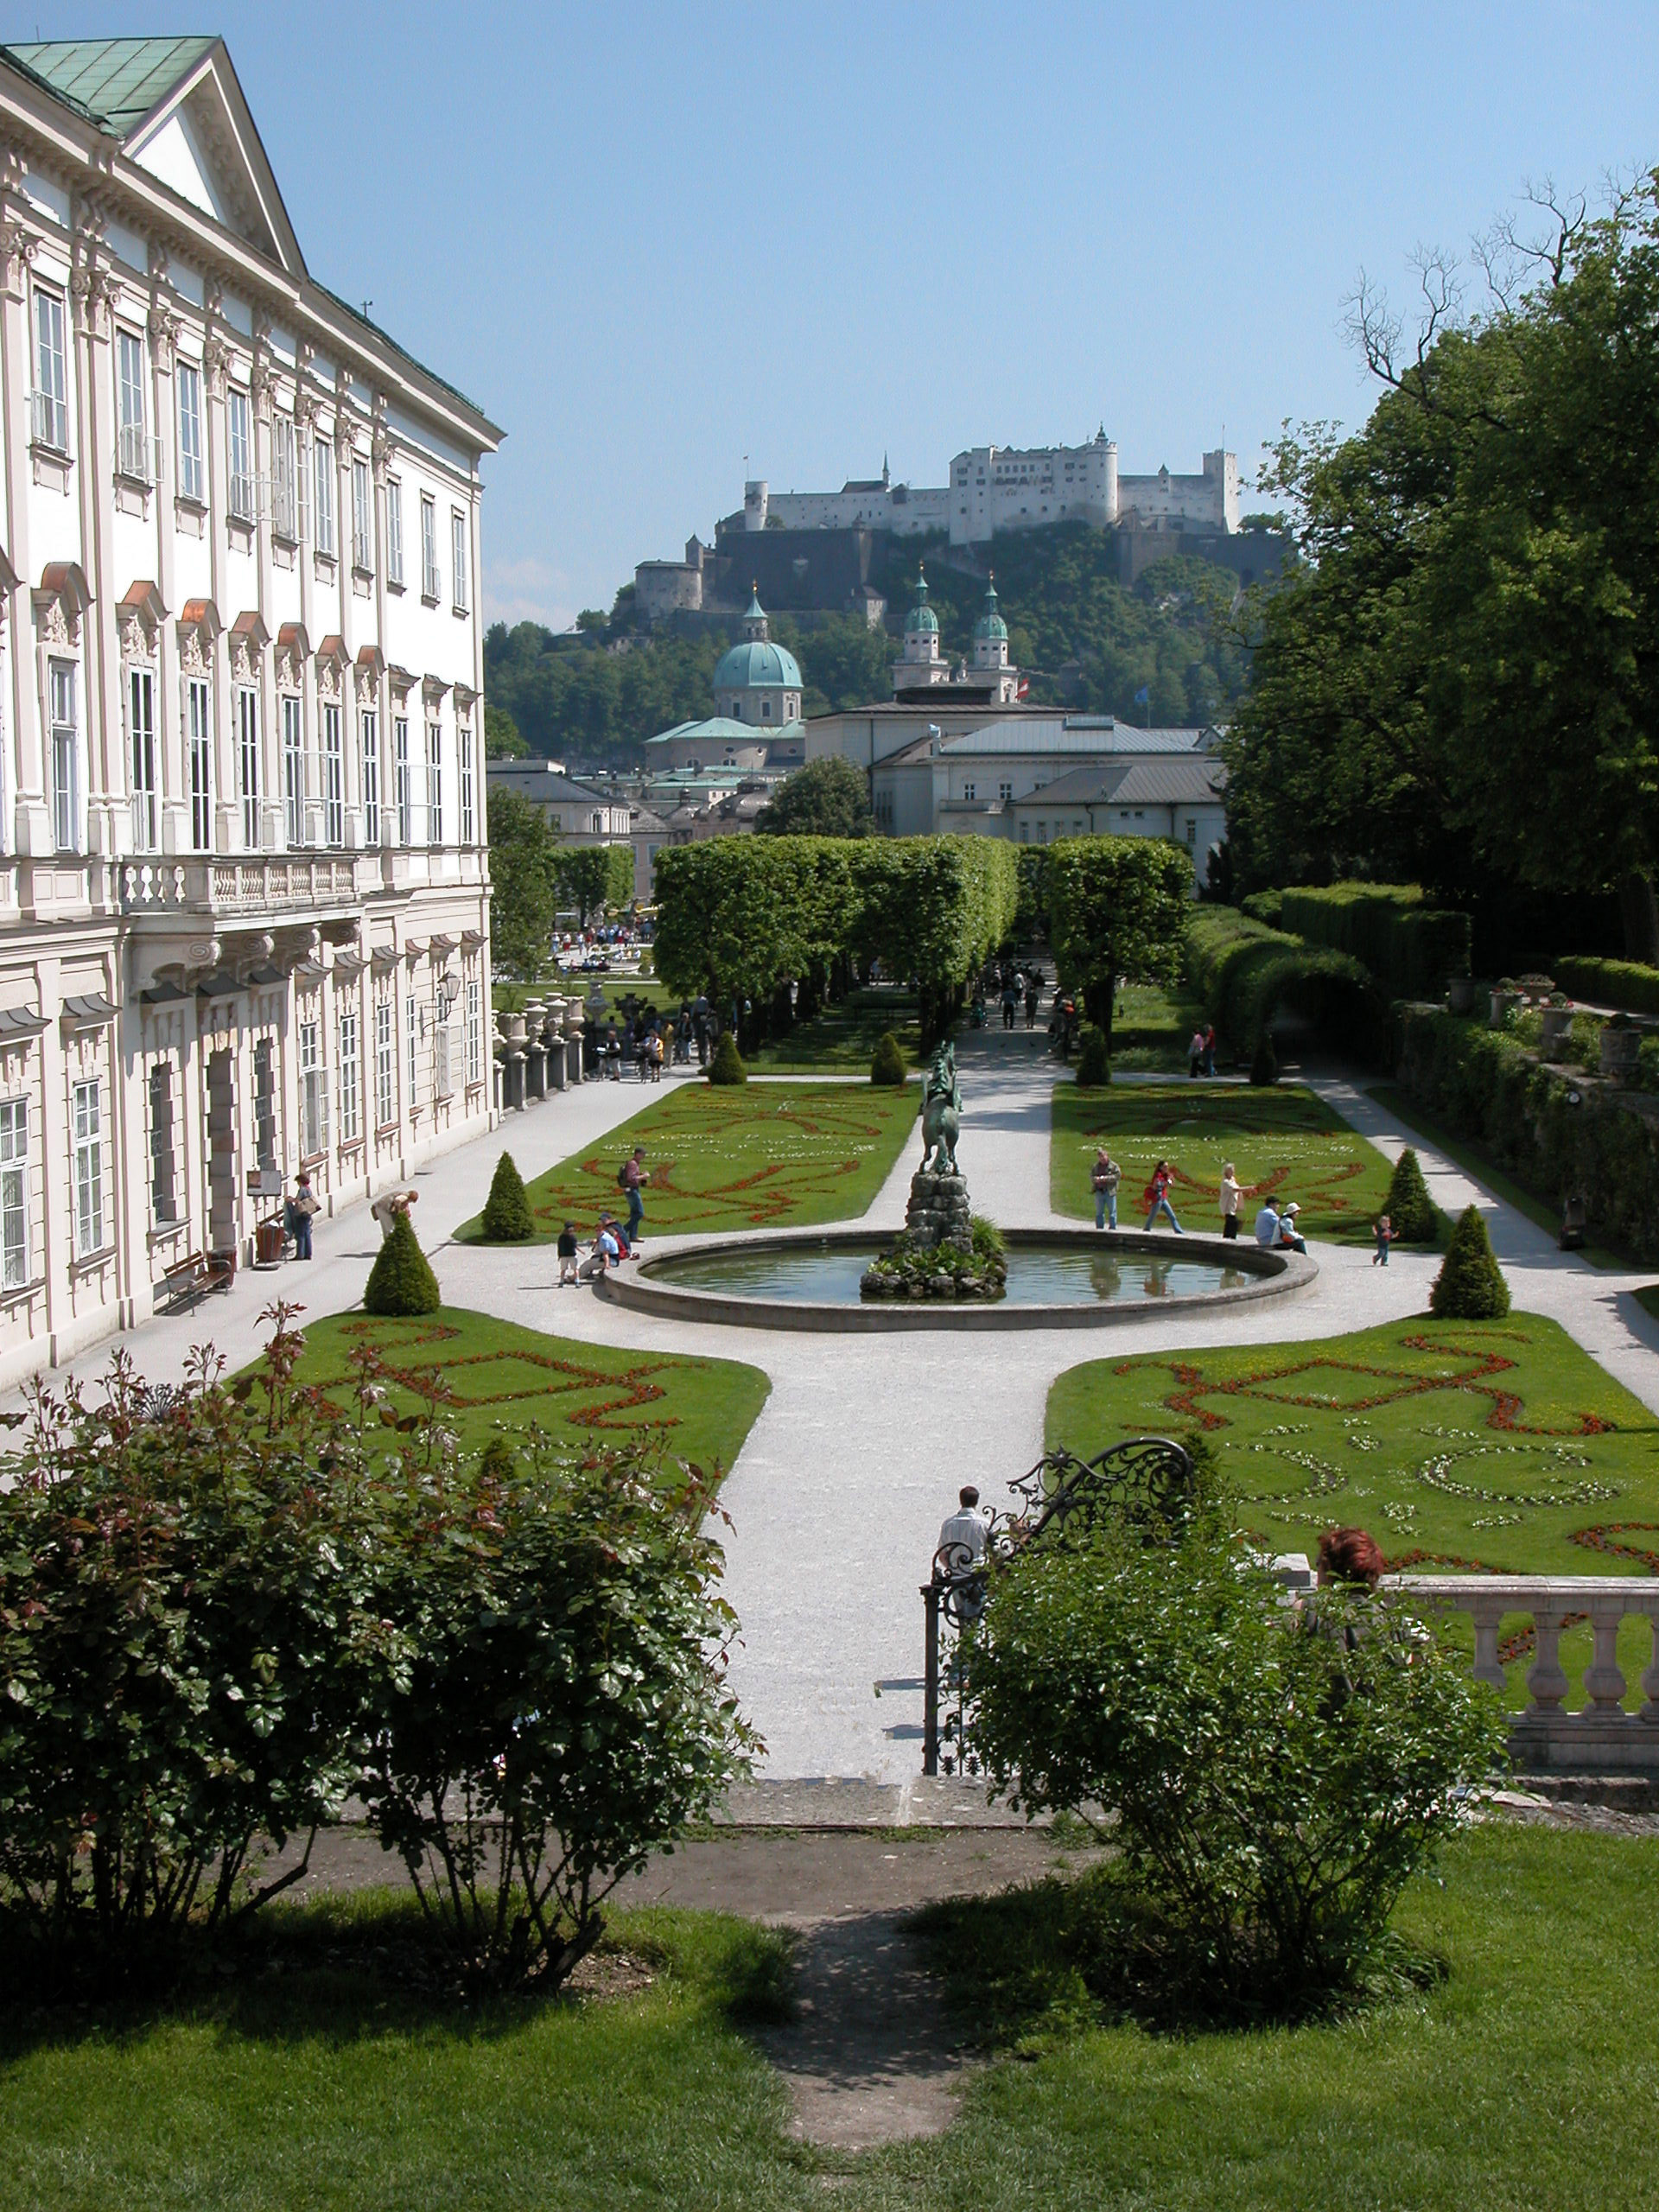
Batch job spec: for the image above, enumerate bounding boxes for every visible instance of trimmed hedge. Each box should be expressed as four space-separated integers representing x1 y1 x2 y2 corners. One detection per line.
1186 908 1379 1052
1430 1204 1511 1319
1240 890 1284 927
1554 956 1659 1017
480 1151 535 1242
708 1033 747 1085
870 1031 907 1086
363 1209 442 1317
1279 882 1471 999
1395 1007 1659 1262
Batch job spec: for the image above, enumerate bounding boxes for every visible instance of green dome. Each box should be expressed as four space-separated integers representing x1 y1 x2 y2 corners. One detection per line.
974 578 1007 641
906 569 938 633
714 638 803 693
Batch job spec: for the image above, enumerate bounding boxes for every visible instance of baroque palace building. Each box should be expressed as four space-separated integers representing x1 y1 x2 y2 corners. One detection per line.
0 37 502 1388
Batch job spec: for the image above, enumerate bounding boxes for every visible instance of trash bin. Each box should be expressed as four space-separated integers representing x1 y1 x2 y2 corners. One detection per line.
256 1217 286 1267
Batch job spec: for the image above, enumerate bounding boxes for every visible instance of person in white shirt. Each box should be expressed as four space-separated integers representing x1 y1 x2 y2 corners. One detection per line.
938 1484 992 1567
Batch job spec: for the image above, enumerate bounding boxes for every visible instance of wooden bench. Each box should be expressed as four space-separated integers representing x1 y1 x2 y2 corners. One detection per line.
158 1249 235 1315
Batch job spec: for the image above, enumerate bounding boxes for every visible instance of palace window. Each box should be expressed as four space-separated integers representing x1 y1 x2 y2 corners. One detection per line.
337 1008 360 1144
394 716 411 844
998 779 1013 803
72 1079 101 1259
386 478 404 586
375 997 395 1127
426 721 443 843
283 695 304 848
466 976 482 1087
300 1017 327 1158
322 703 344 848
117 329 149 480
313 434 335 556
228 388 254 519
271 416 298 537
1185 817 1197 847
31 286 67 450
963 782 976 802
451 511 468 613
421 494 439 600
49 659 78 854
361 710 379 845
353 457 372 571
145 1057 175 1230
238 685 260 849
0 1098 28 1287
129 667 157 852
406 991 420 1111
176 361 204 502
252 1038 276 1171
459 725 475 845
435 1001 453 1098
187 677 212 853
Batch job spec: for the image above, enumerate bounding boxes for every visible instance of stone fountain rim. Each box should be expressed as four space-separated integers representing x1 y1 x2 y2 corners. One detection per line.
594 1224 1317 1333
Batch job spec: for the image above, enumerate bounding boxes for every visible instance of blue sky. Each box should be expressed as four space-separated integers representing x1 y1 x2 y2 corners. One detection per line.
13 3 1659 628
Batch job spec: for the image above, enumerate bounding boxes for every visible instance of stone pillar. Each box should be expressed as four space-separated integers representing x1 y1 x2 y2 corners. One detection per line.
522 998 545 1102
565 996 584 1085
545 996 568 1090
499 1010 526 1112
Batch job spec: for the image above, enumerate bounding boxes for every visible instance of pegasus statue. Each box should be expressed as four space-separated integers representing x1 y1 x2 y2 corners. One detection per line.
919 1041 963 1173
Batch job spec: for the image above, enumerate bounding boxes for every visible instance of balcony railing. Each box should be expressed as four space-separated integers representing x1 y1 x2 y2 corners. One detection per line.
1388 1573 1659 1773
119 855 361 917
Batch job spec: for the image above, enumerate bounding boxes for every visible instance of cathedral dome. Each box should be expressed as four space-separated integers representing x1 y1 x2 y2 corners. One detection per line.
714 637 802 692
974 576 1007 642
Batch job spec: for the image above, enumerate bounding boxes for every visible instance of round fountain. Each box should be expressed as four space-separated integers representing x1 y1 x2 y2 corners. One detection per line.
594 1041 1315 1333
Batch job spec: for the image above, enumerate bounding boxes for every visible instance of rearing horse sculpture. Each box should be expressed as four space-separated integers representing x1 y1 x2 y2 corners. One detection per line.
919 1041 963 1173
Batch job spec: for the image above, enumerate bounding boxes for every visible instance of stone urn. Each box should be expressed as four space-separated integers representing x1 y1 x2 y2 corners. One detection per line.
1489 988 1523 1030
502 1010 528 1049
1447 976 1479 1016
1600 1022 1642 1084
1539 1006 1574 1056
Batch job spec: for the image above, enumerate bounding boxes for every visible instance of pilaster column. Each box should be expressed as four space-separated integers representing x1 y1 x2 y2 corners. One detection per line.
70 203 119 861
0 212 44 854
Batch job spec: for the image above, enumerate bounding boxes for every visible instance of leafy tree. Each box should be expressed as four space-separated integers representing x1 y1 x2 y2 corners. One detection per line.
364 1209 441 1317
486 785 562 980
1384 1147 1439 1242
755 756 874 837
1043 837 1193 1055
966 1509 1505 2022
555 842 634 925
1076 1024 1111 1087
480 1152 535 1242
1430 1204 1510 1318
484 702 525 759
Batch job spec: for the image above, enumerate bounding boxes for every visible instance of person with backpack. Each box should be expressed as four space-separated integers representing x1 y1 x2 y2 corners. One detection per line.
618 1146 649 1244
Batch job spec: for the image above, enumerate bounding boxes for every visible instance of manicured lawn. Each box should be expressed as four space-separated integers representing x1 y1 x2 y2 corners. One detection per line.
4 1830 1659 2209
458 1081 918 1243
1047 1311 1659 1707
1109 979 1211 1073
747 988 923 1075
1052 1080 1397 1243
283 1306 769 1473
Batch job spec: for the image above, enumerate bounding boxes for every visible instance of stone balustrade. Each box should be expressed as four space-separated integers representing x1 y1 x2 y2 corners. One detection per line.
1387 1573 1659 1772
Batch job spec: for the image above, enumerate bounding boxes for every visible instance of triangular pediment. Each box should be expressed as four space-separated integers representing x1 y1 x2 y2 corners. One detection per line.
124 43 305 277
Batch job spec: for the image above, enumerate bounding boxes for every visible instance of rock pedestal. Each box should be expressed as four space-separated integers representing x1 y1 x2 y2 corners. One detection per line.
906 1169 972 1254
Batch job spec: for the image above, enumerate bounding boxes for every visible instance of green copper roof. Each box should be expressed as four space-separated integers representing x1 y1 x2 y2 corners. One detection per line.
3 37 216 137
975 578 1007 640
746 590 766 620
906 570 938 633
715 639 803 692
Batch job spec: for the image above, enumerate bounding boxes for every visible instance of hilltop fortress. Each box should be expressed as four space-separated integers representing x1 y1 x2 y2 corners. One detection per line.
635 432 1258 626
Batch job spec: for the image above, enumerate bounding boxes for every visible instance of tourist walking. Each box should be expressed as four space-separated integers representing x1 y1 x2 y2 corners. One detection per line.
1024 978 1039 1029
1001 981 1018 1030
1091 1146 1121 1230
1203 1024 1217 1077
1373 1213 1395 1266
619 1146 649 1245
285 1171 320 1261
556 1221 580 1286
1143 1160 1184 1233
1219 1161 1242 1240
938 1483 993 1567
1189 1027 1206 1078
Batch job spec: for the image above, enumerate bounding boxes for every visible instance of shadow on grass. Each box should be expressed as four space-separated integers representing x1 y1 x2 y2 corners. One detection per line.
0 1889 794 2063
911 1866 1447 2050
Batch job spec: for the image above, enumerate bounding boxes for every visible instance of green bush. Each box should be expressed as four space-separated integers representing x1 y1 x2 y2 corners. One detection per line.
1383 1146 1439 1242
480 1151 535 1241
1250 1030 1278 1086
1240 888 1284 927
1554 955 1659 1016
1430 1204 1511 1318
1280 882 1472 999
1395 1006 1659 1260
869 1030 907 1086
708 1032 747 1085
1076 1024 1111 1088
363 1209 442 1317
965 1516 1505 2023
1187 906 1379 1053
1639 1036 1659 1091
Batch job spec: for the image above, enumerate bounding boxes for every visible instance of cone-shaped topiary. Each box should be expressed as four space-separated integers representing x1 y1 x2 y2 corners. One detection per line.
480 1149 535 1242
870 1030 906 1086
709 1032 747 1085
1429 1204 1510 1319
1384 1146 1438 1243
364 1206 442 1317
1249 1031 1278 1087
1076 1024 1111 1089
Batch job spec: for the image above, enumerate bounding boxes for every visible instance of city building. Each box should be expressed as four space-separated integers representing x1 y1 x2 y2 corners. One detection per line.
890 570 1022 706
713 590 803 725
0 36 501 1388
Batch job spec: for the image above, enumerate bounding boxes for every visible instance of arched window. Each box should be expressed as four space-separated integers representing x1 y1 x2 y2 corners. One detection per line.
591 811 603 835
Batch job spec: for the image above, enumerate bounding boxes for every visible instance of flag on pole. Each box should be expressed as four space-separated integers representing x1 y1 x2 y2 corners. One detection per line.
1134 684 1150 705
1016 677 1029 701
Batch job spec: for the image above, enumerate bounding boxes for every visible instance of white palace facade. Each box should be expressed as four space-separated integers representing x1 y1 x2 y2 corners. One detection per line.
0 37 502 1387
